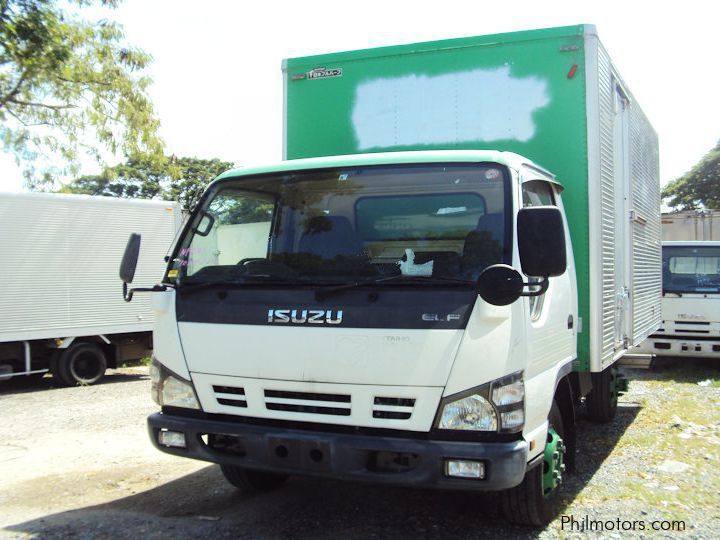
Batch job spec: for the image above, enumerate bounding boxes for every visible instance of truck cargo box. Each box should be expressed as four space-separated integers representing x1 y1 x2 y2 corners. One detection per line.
662 210 720 241
0 193 181 343
282 24 661 371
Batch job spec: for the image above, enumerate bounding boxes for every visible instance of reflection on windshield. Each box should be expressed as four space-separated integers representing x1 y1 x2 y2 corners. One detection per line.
168 164 510 286
663 246 720 294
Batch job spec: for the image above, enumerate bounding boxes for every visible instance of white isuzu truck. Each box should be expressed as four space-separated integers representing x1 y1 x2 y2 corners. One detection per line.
635 212 720 359
0 192 180 385
637 241 720 359
120 26 661 525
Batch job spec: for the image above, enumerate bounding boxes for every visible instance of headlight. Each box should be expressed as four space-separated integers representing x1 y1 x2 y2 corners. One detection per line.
150 358 200 409
492 379 524 406
438 394 497 431
436 371 524 433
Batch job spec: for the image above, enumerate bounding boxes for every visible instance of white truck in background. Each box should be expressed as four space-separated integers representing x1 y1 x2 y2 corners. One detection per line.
0 193 181 385
635 211 719 359
661 209 719 241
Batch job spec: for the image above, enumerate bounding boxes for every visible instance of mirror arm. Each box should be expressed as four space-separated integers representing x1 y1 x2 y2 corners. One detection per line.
519 276 549 297
123 283 168 303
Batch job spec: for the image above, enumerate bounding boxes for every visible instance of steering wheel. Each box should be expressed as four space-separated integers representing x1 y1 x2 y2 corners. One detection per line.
237 258 266 267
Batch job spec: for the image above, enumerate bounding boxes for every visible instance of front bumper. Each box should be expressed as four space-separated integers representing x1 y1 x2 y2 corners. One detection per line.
637 335 720 358
148 412 529 491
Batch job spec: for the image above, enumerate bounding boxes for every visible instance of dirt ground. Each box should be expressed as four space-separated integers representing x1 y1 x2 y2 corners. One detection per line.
1 360 718 539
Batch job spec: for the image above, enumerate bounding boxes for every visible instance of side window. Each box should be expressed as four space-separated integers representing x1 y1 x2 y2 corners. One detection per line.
185 191 275 276
521 180 556 320
522 180 556 207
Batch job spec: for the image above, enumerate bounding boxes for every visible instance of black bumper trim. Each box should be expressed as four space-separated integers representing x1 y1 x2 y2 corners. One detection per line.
148 412 529 491
648 334 720 342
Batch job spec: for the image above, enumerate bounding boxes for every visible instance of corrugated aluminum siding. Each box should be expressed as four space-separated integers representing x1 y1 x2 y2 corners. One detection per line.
0 194 180 342
628 100 662 343
595 42 618 366
587 36 661 370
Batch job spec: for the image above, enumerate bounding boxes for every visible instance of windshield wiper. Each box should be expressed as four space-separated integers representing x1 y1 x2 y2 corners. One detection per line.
315 274 474 301
662 289 683 297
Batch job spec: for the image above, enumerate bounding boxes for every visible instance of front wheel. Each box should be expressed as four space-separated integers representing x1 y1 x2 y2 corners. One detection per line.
220 465 289 492
501 401 566 526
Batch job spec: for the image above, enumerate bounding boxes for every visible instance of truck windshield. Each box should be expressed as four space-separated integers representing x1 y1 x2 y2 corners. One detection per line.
169 163 510 286
663 245 720 294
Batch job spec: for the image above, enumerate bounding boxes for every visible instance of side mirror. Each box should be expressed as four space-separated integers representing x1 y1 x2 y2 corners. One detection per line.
120 233 141 284
119 233 167 302
477 264 524 306
194 212 215 237
517 206 567 278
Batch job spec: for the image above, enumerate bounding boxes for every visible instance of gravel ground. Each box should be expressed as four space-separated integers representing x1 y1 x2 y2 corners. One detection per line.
1 359 719 539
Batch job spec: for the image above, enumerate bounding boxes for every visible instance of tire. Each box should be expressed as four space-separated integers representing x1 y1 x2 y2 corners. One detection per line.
220 465 288 492
585 365 618 422
53 342 107 386
501 401 566 526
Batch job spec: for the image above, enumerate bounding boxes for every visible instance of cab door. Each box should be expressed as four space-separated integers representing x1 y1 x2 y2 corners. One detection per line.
521 179 577 374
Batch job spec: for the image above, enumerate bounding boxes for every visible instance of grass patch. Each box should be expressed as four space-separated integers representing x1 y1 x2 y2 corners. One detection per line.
119 356 152 368
570 365 720 515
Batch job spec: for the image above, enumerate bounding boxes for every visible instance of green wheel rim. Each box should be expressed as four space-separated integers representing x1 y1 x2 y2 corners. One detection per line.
542 426 565 495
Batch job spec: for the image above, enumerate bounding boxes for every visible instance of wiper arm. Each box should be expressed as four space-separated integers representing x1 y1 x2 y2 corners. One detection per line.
314 275 402 300
315 274 474 301
662 289 683 297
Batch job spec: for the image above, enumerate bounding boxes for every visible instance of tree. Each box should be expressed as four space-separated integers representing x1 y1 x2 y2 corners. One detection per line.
662 140 720 210
64 155 234 210
0 0 163 187
164 157 235 211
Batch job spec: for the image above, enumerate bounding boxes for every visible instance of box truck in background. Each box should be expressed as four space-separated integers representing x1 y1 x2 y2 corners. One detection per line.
636 238 720 359
662 209 719 241
635 211 720 358
123 25 661 525
0 193 181 385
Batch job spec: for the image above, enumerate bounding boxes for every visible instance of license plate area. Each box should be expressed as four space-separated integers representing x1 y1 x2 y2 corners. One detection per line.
267 437 332 472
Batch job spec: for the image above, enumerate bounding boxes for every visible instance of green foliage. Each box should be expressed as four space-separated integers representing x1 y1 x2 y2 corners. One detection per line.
0 0 163 186
208 190 275 225
662 140 720 210
63 155 234 210
164 156 235 212
119 355 151 368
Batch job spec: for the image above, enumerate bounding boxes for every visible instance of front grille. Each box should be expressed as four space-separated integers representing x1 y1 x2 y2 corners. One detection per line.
264 389 351 417
213 385 247 408
265 390 350 403
203 378 421 423
673 321 711 333
372 396 416 420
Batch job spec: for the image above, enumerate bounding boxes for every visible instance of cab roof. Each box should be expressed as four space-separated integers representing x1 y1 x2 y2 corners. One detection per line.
663 241 720 247
214 150 562 189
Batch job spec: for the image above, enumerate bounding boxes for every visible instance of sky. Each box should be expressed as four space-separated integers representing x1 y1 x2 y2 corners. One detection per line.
1 0 718 194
